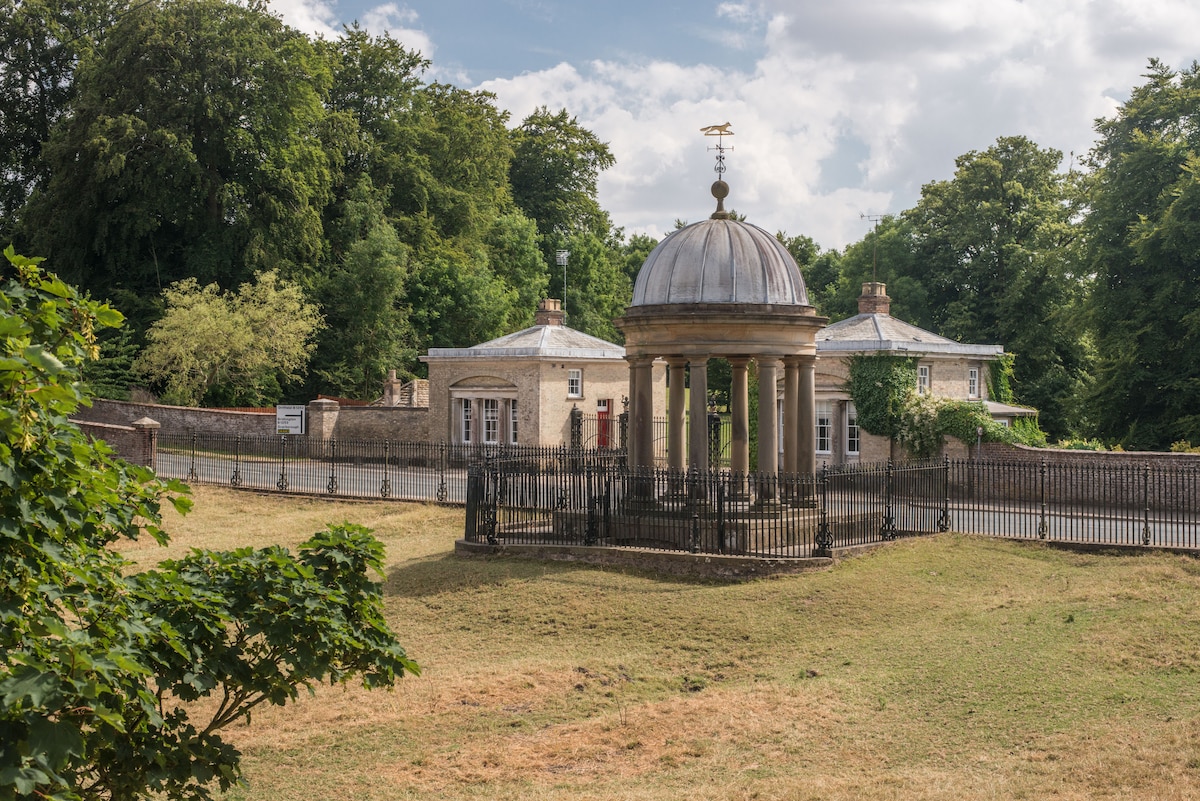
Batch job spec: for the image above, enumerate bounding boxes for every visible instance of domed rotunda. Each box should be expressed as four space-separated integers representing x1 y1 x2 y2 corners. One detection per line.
615 180 827 485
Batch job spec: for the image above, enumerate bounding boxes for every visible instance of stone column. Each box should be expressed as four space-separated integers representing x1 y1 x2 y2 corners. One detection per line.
799 357 816 476
729 358 750 477
131 416 160 468
629 356 656 468
783 358 801 474
756 358 781 499
306 398 340 441
667 359 687 471
688 358 709 471
833 400 847 465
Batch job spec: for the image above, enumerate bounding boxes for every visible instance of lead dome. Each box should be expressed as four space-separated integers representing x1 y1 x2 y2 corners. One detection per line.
630 217 810 307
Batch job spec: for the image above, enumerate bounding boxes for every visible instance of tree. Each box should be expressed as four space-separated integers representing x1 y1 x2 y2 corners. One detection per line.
1083 60 1200 449
135 270 323 406
558 230 631 343
483 210 548 328
816 216 930 325
0 0 122 242
509 106 615 266
616 231 658 285
405 241 515 356
904 136 1089 439
0 248 416 800
774 230 854 317
310 177 414 400
23 0 333 322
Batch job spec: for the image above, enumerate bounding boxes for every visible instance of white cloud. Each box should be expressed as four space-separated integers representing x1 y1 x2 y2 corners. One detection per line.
356 3 435 59
267 0 340 38
271 0 1200 251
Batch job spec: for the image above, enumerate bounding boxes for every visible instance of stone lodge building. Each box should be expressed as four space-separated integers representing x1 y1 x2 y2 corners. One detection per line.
810 281 1036 464
421 299 665 447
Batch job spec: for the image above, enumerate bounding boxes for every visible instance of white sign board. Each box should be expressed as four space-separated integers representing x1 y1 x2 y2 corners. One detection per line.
276 405 305 435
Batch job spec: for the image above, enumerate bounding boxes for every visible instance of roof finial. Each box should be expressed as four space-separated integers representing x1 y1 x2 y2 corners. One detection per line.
701 122 734 219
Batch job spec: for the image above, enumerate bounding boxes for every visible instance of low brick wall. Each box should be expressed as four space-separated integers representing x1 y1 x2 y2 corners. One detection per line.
962 442 1200 510
74 399 276 437
331 406 429 441
75 419 158 467
73 398 430 441
977 442 1200 469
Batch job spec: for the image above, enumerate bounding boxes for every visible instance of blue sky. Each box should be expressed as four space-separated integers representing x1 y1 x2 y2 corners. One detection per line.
269 0 1200 250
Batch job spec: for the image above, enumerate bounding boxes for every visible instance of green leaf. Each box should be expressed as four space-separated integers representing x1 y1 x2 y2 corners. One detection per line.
22 345 65 375
0 670 62 708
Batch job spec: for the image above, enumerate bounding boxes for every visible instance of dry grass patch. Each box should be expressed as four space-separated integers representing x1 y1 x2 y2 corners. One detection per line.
142 488 1200 801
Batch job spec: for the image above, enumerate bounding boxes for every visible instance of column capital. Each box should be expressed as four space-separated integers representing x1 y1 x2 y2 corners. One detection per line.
625 354 656 367
756 355 783 370
727 356 751 368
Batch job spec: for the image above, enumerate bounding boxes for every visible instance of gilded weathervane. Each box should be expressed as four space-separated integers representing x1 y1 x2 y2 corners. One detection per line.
701 123 734 218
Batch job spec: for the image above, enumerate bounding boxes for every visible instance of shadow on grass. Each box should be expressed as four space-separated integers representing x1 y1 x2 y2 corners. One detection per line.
384 552 581 598
384 551 722 598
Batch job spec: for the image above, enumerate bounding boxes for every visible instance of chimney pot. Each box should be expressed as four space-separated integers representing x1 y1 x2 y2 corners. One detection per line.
858 282 891 315
535 298 565 326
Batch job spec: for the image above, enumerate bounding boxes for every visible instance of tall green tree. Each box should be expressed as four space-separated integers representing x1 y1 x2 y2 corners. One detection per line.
405 241 515 356
23 0 333 324
483 210 548 329
1084 60 1200 449
310 178 414 399
509 106 615 268
904 136 1089 439
0 248 416 800
617 231 659 285
558 230 631 343
0 0 122 242
817 216 930 325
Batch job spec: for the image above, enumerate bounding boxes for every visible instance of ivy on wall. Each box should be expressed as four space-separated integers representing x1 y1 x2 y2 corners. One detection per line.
845 355 917 439
987 353 1016 404
847 353 1045 459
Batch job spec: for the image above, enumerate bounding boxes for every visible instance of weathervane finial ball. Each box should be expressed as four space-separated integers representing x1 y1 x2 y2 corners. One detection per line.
711 180 729 200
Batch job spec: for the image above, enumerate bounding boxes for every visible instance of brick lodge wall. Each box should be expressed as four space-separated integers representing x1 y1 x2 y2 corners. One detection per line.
75 419 158 466
75 398 430 442
74 399 278 437
327 406 429 441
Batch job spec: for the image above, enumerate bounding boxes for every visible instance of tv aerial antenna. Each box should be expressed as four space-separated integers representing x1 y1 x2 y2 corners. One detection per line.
860 213 885 283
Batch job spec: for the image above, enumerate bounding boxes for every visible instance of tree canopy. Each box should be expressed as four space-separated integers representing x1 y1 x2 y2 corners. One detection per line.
1083 59 1200 450
903 136 1090 439
135 270 323 406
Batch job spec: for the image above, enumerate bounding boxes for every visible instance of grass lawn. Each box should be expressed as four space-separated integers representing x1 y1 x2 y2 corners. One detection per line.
156 486 1200 800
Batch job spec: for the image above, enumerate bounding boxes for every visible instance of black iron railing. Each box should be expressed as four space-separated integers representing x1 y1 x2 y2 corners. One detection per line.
469 457 1200 557
156 432 1200 555
156 433 623 504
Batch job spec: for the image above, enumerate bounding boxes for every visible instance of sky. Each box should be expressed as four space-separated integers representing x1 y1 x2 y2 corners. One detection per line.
266 0 1199 250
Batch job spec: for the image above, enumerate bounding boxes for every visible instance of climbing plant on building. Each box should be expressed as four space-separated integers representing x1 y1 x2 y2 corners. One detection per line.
845 354 918 439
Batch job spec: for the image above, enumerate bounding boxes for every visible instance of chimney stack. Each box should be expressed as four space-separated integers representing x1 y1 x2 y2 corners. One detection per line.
535 298 565 326
858 282 890 315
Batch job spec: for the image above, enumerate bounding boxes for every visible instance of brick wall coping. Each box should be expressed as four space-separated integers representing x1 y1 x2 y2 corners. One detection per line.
979 442 1200 466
